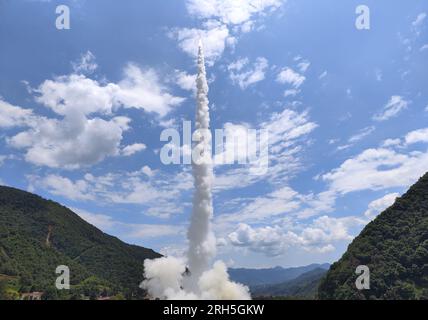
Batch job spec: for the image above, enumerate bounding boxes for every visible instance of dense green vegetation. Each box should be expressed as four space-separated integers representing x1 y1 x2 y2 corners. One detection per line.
318 173 428 300
252 268 327 299
0 186 161 300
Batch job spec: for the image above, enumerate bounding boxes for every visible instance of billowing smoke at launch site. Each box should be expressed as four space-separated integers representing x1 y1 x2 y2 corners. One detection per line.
141 42 251 300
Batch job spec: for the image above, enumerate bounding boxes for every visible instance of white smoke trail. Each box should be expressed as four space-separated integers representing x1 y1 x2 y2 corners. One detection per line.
184 40 217 292
141 41 250 300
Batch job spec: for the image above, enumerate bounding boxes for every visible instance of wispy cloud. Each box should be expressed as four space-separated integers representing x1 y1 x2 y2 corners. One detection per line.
373 96 409 121
71 51 98 75
348 126 375 143
72 207 184 239
29 168 194 219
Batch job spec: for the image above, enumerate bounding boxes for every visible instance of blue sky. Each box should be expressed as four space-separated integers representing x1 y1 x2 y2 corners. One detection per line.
0 0 428 268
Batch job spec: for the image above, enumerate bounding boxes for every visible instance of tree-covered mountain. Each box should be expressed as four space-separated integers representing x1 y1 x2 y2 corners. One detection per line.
229 263 330 287
318 173 428 300
251 268 327 299
0 185 161 299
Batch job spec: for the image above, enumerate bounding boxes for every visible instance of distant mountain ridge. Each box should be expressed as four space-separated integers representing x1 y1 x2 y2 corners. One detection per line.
251 267 328 299
229 263 330 287
318 172 428 300
0 185 161 299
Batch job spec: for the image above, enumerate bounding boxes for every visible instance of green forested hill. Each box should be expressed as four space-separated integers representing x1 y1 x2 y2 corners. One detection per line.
0 185 161 299
318 173 428 300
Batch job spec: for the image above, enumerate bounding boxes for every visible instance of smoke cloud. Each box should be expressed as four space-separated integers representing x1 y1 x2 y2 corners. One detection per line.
142 258 249 300
141 41 250 300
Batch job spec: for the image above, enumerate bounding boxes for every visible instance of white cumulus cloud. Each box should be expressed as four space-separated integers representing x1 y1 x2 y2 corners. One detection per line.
228 215 364 256
276 67 306 88
364 193 399 219
170 22 235 64
8 111 127 169
185 0 283 26
323 147 428 194
0 99 34 128
36 63 184 117
228 57 268 89
405 127 428 144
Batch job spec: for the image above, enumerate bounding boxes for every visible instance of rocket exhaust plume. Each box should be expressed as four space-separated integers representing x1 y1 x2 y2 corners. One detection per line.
184 40 216 292
141 41 250 300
